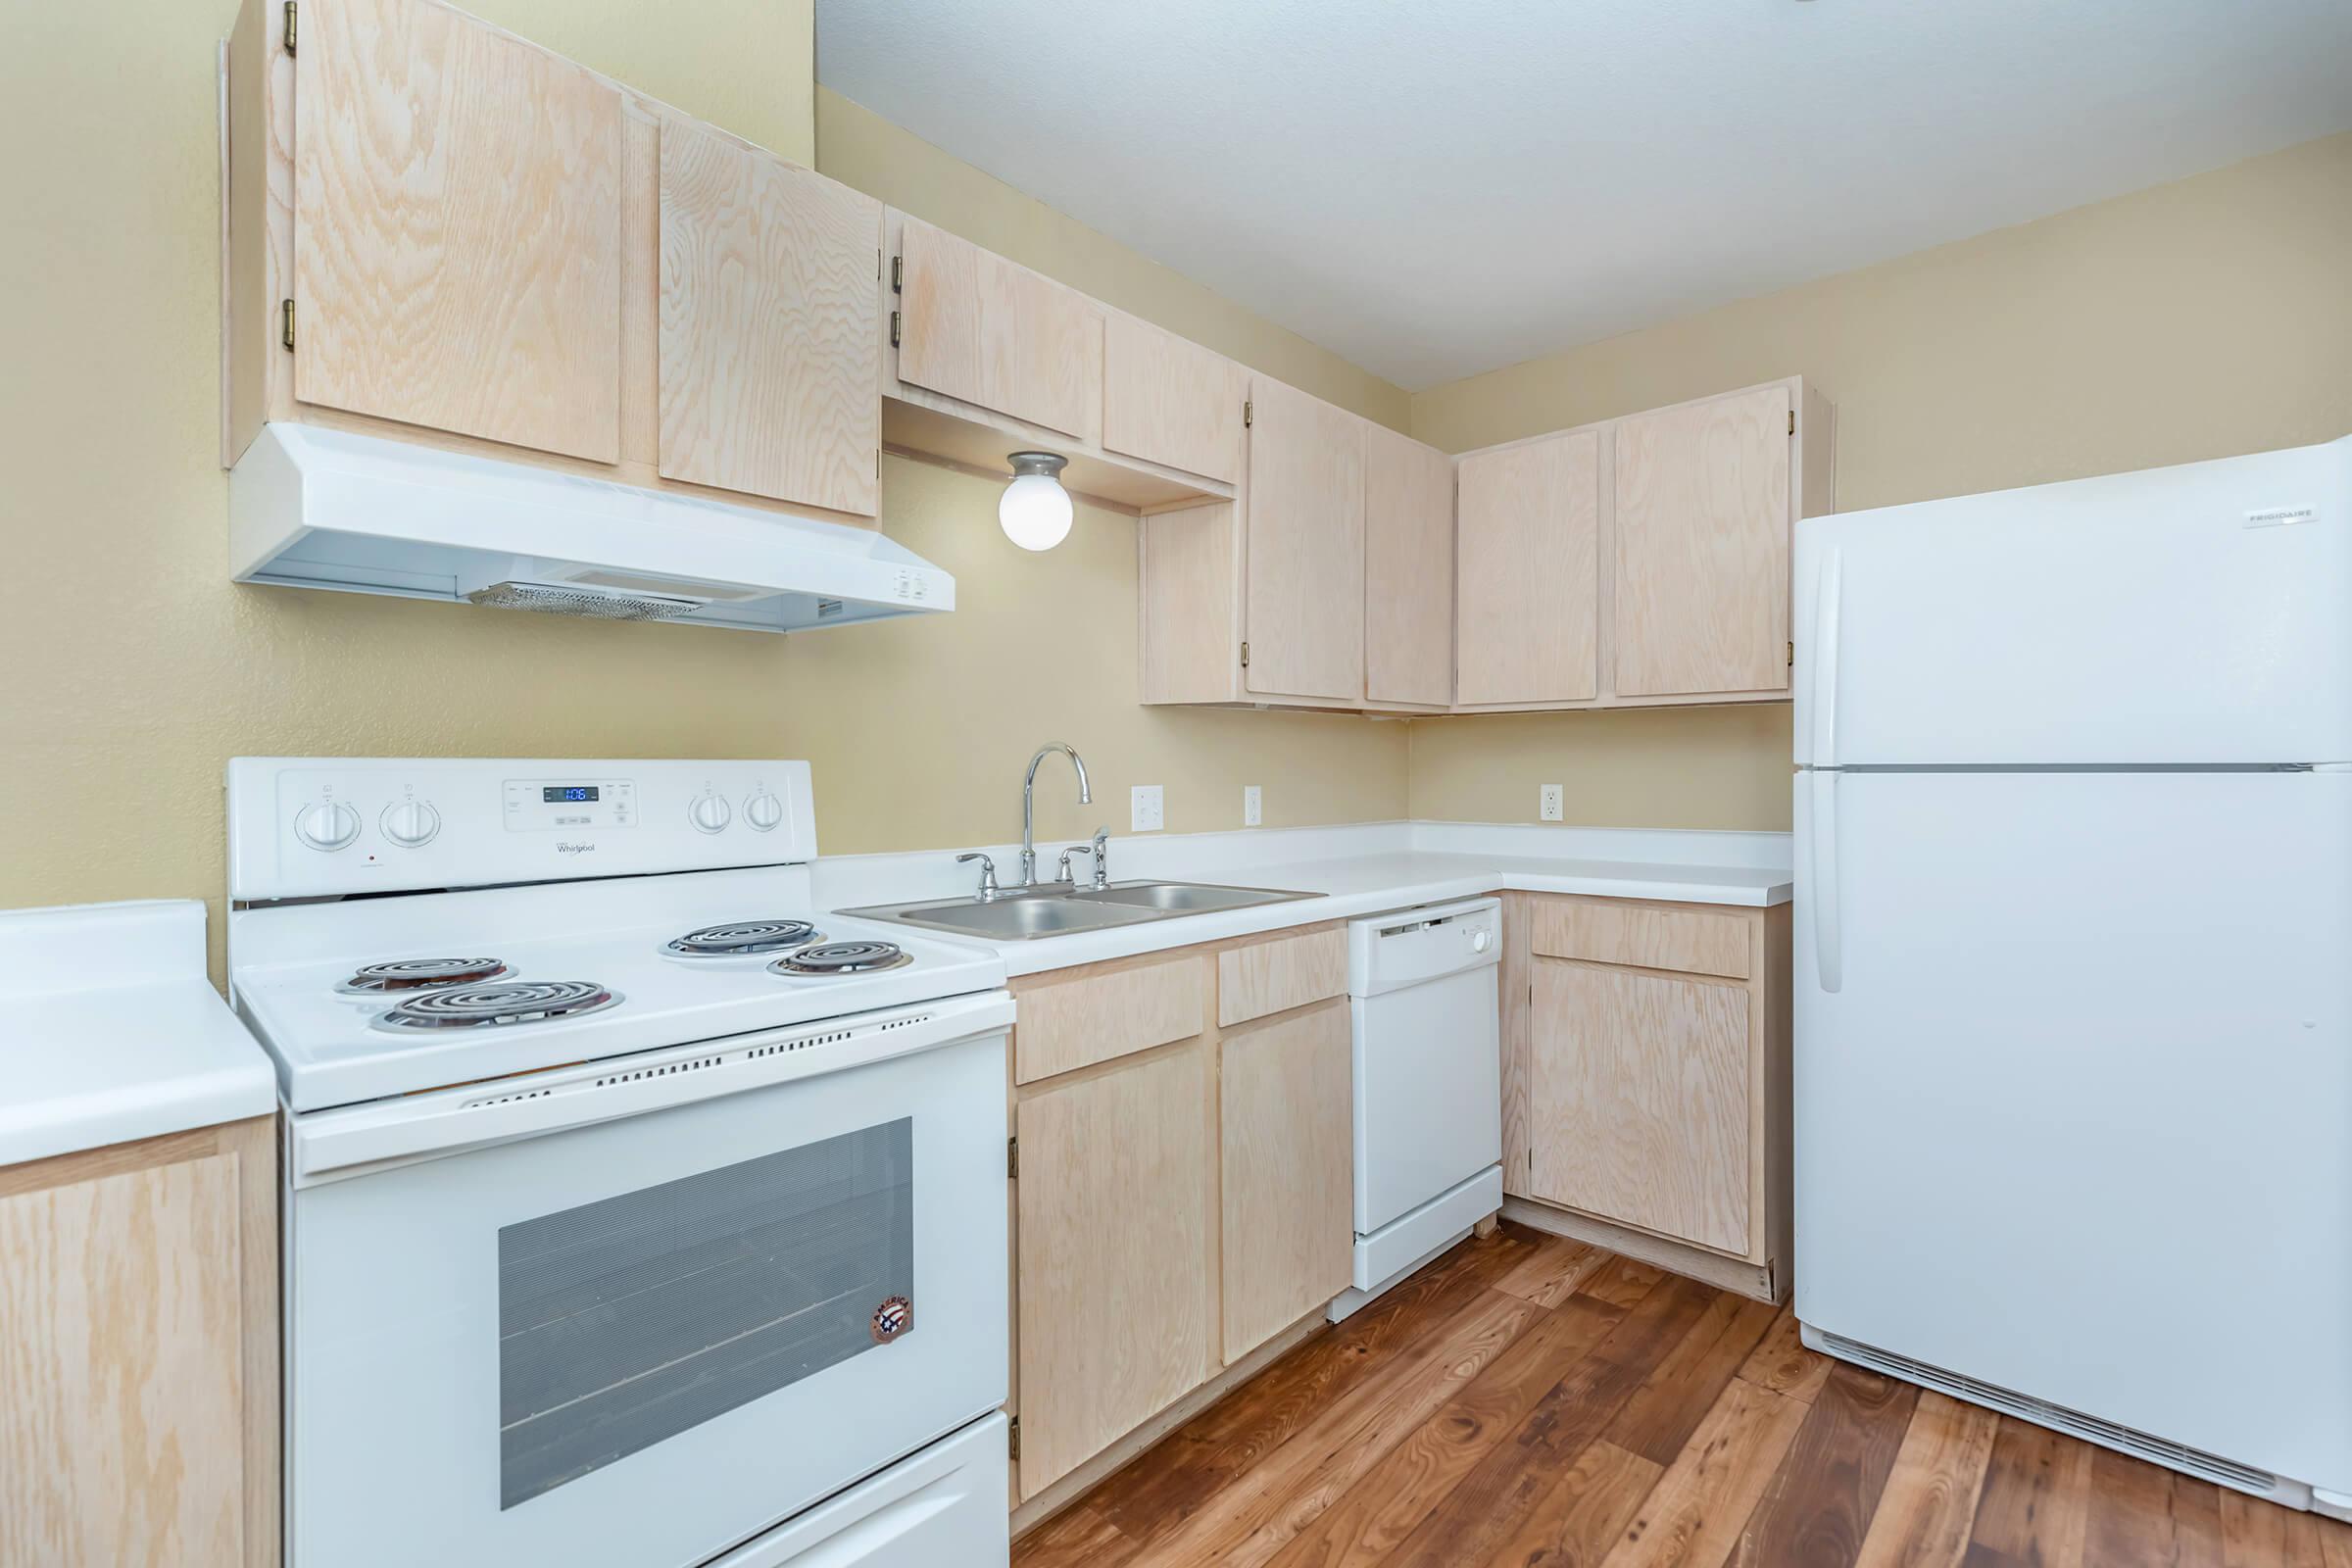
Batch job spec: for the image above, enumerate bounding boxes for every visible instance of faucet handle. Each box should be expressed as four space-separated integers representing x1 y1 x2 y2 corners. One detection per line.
1089 826 1109 889
956 852 999 900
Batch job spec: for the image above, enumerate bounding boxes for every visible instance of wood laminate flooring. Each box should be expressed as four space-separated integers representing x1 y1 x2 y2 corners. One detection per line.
1015 1222 2351 1568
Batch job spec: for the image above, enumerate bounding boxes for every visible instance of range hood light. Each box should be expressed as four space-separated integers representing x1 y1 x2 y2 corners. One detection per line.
999 452 1073 551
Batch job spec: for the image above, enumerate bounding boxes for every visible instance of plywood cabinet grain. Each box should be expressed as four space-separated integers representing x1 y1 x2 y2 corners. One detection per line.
1243 378 1368 703
1216 924 1348 1027
292 0 623 464
0 1118 278 1568
656 120 882 514
1612 382 1794 700
1102 315 1246 484
1014 1047 1213 1498
1012 952 1202 1084
897 216 1099 440
1454 426 1601 707
1219 1000 1353 1360
1529 960 1752 1254
1365 424 1457 710
1505 895 1790 1299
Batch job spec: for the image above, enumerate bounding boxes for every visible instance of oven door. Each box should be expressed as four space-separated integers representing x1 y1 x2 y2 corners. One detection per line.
284 996 1010 1568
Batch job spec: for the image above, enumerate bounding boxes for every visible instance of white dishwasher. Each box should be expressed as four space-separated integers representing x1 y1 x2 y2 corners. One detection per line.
1332 896 1505 1320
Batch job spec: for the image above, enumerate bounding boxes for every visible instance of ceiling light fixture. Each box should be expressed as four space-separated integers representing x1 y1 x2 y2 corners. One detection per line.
999 452 1074 551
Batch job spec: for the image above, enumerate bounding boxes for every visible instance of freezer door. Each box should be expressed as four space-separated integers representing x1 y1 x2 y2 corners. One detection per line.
1793 437 2352 766
1794 768 2352 1491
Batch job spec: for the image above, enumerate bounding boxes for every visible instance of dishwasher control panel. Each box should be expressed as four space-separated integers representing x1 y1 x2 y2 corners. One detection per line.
1348 896 1502 998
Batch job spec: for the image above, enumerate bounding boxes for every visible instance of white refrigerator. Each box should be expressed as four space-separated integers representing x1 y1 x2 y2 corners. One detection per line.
1792 434 2352 1520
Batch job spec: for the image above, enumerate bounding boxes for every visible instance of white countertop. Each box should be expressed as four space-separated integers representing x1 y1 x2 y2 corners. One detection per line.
814 821 1792 979
0 901 279 1167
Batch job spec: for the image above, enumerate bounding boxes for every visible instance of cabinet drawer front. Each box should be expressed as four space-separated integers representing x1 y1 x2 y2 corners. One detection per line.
1531 899 1752 979
1529 961 1751 1254
1217 927 1348 1027
1014 956 1202 1084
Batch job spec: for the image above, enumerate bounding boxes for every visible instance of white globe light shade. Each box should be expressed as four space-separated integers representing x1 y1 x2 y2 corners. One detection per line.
999 458 1074 550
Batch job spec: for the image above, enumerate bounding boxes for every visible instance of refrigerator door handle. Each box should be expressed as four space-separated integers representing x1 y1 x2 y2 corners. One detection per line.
1811 771 1843 994
1811 546 1843 769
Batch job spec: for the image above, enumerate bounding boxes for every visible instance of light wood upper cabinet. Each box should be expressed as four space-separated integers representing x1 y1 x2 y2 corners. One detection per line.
1014 1046 1213 1498
1102 315 1246 484
1244 378 1367 703
0 1118 278 1568
1528 959 1752 1254
292 0 623 464
897 217 1099 439
656 120 883 514
1455 427 1600 707
1219 1000 1353 1360
1612 382 1793 699
1364 424 1456 710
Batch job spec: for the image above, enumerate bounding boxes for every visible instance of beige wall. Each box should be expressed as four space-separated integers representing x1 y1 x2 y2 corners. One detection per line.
0 2 1405 969
817 88 1410 432
1407 130 2352 832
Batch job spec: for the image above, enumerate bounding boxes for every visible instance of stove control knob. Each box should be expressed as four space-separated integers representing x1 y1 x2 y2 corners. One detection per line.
744 790 785 833
689 792 732 834
294 799 362 853
380 799 442 849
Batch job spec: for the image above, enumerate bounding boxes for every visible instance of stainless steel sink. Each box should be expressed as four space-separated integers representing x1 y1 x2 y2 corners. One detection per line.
1068 880 1319 915
842 880 1320 941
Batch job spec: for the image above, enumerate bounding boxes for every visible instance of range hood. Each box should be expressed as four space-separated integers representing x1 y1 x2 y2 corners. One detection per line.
228 423 953 633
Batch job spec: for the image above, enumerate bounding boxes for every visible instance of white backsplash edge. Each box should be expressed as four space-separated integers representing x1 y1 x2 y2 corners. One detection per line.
810 818 1790 912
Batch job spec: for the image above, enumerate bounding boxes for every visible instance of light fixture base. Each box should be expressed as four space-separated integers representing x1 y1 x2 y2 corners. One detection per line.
1006 451 1069 479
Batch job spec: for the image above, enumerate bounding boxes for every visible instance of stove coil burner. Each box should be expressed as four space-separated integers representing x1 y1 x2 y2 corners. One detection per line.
768 941 912 977
373 980 621 1031
338 956 512 996
663 920 825 958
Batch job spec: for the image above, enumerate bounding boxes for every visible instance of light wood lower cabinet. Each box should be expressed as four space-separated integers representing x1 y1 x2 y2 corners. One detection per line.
0 1117 278 1568
1503 894 1791 1300
1218 1000 1353 1360
1013 1045 1214 1497
1006 925 1354 1512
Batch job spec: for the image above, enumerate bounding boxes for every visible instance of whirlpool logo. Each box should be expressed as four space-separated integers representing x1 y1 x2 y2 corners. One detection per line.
556 842 598 856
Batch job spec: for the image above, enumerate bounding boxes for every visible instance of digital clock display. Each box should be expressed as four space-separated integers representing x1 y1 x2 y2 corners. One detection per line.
542 786 601 804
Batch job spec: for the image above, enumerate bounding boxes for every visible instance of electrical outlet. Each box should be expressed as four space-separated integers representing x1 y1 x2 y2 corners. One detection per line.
1540 784 1564 822
1131 784 1164 832
1243 785 1261 827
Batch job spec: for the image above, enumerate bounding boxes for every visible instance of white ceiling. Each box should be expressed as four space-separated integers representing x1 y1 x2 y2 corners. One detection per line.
816 1 2352 391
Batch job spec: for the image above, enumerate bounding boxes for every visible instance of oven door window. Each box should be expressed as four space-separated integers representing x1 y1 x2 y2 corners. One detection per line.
497 1117 913 1509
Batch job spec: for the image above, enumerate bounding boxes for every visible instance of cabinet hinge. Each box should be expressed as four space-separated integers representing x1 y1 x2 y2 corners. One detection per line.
280 298 295 352
1008 1415 1021 1461
1240 641 1250 669
282 1 296 54
890 309 901 348
1788 640 1795 667
1006 1136 1018 1179
890 255 903 294
1788 409 1796 436
1243 398 1253 429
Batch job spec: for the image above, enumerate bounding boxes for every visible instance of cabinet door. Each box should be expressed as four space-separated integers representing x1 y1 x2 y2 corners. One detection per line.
1244 380 1366 703
656 122 882 514
1612 384 1792 698
1529 960 1751 1254
293 0 622 463
1219 1001 1353 1359
1102 315 1245 483
897 217 1097 438
1365 425 1455 709
1015 1049 1212 1497
1455 428 1599 706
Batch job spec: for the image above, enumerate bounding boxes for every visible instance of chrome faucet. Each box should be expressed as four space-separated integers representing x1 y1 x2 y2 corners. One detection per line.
1057 826 1111 891
1019 743 1091 887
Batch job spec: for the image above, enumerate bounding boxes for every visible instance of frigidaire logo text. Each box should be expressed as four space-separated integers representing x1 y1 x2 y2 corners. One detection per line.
556 842 598 856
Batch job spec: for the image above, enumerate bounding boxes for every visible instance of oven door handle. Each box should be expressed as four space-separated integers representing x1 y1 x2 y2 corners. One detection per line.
290 990 1015 1186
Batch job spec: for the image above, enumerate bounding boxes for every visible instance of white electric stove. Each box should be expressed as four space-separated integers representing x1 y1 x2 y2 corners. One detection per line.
227 758 1013 1568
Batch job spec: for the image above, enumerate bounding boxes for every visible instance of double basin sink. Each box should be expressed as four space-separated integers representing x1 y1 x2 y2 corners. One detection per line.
843 880 1322 941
